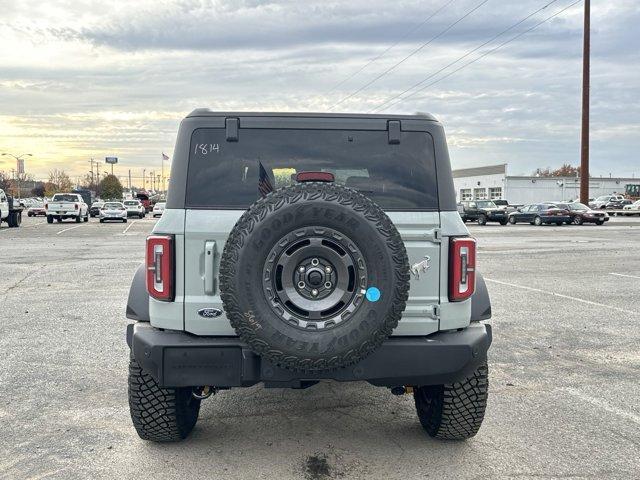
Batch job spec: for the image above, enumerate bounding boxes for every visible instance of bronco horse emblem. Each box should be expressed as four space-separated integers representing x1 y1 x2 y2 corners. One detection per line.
410 256 431 279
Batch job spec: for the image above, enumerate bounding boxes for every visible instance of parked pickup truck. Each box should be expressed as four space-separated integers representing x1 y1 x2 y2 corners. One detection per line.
458 200 508 225
46 193 89 223
0 188 23 228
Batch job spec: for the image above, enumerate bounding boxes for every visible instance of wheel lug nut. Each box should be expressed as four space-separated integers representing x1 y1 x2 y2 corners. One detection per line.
298 281 306 289
298 266 306 273
325 266 332 273
311 258 319 266
325 282 332 289
311 289 318 296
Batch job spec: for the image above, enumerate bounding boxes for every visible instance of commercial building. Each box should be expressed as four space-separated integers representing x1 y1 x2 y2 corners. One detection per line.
452 164 637 205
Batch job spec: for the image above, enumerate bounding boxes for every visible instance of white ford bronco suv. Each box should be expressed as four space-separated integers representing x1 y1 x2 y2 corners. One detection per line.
126 111 492 442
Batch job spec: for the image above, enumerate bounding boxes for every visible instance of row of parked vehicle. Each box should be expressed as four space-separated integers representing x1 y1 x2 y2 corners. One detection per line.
25 193 166 223
457 200 620 226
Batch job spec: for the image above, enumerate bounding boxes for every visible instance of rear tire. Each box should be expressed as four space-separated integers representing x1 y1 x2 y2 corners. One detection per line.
47 215 53 224
499 219 508 226
508 216 516 225
8 211 21 228
99 219 104 223
534 216 542 226
75 215 81 223
128 358 200 442
477 214 487 226
123 219 127 223
573 216 583 225
596 220 604 225
414 361 488 440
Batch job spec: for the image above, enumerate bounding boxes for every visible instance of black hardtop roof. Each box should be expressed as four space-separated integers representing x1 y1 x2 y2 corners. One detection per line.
186 109 438 122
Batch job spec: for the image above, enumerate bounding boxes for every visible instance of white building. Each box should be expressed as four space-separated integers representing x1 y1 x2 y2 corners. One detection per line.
452 164 637 205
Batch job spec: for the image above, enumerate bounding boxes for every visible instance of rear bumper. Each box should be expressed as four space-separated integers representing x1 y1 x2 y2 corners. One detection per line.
127 322 492 389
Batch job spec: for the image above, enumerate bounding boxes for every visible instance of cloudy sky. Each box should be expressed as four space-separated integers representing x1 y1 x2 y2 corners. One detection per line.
0 0 638 185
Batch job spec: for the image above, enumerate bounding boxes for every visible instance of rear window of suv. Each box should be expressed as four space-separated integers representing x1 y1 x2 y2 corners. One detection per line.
185 128 438 210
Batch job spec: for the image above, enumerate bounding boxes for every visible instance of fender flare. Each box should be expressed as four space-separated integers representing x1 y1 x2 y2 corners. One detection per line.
471 272 491 321
126 264 149 322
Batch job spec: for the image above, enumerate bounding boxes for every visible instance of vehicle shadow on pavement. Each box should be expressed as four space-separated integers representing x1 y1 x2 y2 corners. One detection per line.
122 382 476 479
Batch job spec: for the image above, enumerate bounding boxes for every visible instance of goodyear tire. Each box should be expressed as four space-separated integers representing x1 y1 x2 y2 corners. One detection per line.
220 182 410 373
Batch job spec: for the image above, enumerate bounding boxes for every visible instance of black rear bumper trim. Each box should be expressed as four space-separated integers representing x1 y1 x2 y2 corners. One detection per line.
127 322 492 388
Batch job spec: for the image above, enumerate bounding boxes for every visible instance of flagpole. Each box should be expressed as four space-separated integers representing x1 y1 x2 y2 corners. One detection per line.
161 153 164 194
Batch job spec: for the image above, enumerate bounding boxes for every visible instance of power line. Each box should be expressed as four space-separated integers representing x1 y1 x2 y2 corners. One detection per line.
369 0 560 112
376 0 583 111
328 0 490 110
324 0 457 95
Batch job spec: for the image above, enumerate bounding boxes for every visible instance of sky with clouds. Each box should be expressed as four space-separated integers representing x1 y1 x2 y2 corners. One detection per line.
0 0 638 185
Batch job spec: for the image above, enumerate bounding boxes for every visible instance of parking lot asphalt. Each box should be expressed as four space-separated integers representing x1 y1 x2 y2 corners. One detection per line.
1 215 639 479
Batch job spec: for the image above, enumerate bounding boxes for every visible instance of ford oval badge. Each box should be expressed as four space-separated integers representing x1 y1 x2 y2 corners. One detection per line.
198 308 223 318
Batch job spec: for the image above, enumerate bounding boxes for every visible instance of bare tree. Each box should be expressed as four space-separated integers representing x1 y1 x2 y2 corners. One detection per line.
46 169 73 196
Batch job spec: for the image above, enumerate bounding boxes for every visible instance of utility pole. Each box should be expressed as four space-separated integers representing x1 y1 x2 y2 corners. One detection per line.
89 158 95 186
142 169 146 191
579 0 590 204
96 162 101 187
128 169 132 191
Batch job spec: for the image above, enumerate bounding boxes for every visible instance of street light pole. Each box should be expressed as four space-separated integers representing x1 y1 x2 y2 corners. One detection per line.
579 0 590 204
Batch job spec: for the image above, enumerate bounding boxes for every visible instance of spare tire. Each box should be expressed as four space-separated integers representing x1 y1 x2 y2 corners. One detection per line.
219 182 410 372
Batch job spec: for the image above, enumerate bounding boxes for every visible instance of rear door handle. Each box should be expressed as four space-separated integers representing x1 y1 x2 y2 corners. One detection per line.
204 240 217 294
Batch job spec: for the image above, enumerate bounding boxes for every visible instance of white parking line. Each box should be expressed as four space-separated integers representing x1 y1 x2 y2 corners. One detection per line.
609 272 640 280
484 278 638 316
561 387 640 425
123 220 137 234
56 224 84 235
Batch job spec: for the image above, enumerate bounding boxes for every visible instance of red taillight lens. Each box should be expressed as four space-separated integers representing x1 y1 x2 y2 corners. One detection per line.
146 235 174 301
449 237 476 302
45 203 48 209
75 203 79 210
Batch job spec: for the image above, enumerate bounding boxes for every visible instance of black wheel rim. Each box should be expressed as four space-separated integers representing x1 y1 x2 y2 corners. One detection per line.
262 226 367 330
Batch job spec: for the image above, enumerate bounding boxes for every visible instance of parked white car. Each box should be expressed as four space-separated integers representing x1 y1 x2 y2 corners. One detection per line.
99 202 128 223
45 193 89 223
123 200 146 218
152 202 166 217
623 200 640 215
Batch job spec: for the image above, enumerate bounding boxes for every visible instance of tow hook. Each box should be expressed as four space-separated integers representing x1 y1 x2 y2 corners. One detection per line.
192 386 216 400
390 386 414 396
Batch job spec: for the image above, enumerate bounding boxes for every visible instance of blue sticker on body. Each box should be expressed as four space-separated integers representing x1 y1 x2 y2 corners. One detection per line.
366 287 381 302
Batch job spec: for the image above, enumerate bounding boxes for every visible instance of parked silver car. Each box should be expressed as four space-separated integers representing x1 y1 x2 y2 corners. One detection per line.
99 202 127 223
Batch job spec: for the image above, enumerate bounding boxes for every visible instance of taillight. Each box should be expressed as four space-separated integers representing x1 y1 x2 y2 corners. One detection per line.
75 203 79 210
449 237 476 302
45 203 48 209
146 235 174 301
